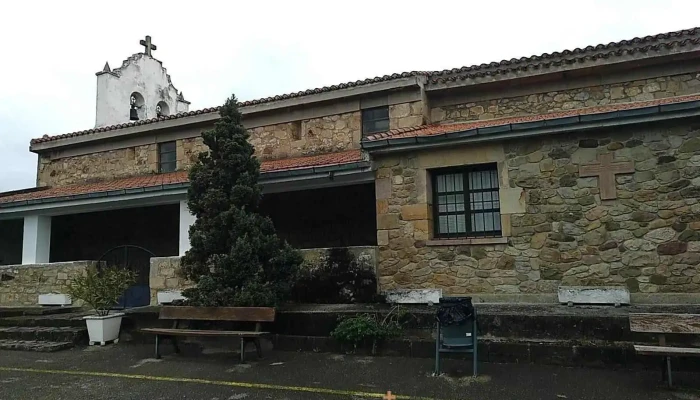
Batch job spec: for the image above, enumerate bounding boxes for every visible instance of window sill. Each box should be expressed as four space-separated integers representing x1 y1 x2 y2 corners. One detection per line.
426 237 508 246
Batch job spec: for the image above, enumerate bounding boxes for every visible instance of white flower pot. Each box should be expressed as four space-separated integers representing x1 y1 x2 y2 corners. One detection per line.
84 313 124 346
38 293 72 306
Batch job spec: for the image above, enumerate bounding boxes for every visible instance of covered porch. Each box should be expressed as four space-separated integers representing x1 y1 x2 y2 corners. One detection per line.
0 150 378 307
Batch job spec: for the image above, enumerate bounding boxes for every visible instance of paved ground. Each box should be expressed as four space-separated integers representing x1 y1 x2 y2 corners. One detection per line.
0 344 698 400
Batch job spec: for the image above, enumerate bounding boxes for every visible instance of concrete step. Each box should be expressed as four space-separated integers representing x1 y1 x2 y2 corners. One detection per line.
0 339 74 352
0 307 82 319
0 313 87 328
0 326 87 344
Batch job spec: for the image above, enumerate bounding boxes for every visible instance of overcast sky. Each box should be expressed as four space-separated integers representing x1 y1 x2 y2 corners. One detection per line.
0 0 698 192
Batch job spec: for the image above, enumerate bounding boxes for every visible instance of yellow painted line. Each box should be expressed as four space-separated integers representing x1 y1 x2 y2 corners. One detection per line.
0 366 438 400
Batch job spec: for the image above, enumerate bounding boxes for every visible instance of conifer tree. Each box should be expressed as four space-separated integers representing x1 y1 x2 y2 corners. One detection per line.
180 94 302 306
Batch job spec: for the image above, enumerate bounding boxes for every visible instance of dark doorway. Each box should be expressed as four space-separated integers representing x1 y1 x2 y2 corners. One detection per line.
50 204 179 262
99 245 155 308
0 219 23 266
260 183 377 249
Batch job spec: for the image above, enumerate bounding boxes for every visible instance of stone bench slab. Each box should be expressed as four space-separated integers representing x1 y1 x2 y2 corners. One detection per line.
558 286 630 306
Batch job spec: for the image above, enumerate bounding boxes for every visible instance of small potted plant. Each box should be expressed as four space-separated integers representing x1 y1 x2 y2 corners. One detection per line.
67 266 136 346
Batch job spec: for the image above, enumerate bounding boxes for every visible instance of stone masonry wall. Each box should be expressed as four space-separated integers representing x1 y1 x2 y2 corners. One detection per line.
389 101 425 130
38 144 157 187
148 246 379 305
375 123 700 296
38 102 425 187
0 261 95 306
250 111 361 161
149 256 191 305
431 73 700 123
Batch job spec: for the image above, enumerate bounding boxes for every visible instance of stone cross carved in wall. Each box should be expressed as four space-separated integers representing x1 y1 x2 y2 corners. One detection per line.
579 153 634 200
140 35 157 56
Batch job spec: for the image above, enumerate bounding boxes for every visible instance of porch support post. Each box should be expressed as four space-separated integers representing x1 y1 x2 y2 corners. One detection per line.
179 200 196 256
22 215 52 264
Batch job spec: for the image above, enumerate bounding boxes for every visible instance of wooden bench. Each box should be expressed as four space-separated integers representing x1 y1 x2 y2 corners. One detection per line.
140 306 275 361
629 313 700 387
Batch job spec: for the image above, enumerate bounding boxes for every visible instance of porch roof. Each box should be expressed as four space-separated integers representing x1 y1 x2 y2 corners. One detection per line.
0 150 365 209
362 94 700 152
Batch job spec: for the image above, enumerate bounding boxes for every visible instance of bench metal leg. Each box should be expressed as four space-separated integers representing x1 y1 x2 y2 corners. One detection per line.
434 323 441 376
666 357 673 388
434 345 441 375
253 339 263 358
240 338 245 362
473 319 478 378
172 337 180 354
155 335 161 360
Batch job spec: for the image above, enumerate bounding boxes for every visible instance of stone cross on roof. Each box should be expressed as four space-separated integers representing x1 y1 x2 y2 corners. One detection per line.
139 35 157 57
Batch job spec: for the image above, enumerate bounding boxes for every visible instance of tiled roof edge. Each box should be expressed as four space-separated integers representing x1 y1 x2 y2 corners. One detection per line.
362 98 700 152
0 159 369 209
426 28 700 83
30 27 700 145
31 72 425 145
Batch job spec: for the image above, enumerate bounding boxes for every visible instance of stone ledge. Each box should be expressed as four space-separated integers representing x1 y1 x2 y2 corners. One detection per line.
426 237 508 246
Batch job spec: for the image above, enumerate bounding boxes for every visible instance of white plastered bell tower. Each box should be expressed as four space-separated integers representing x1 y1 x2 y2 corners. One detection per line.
94 35 190 128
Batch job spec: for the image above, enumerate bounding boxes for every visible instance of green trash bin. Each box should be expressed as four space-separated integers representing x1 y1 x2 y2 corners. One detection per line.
435 297 477 376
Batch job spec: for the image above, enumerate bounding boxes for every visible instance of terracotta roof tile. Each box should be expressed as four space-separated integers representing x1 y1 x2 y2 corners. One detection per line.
0 150 364 206
260 149 362 172
31 27 700 145
364 94 700 142
0 172 189 205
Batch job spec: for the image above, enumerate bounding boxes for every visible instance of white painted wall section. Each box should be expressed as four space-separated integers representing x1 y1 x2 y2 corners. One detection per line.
22 215 52 264
179 200 196 256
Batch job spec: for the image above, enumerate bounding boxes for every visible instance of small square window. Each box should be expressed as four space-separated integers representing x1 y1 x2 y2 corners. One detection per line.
362 106 389 136
158 141 177 173
432 164 501 238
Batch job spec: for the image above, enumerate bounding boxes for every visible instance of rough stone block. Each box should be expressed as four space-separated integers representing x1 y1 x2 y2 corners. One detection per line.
150 276 166 290
397 115 424 129
499 187 526 214
557 286 630 306
377 230 389 246
165 278 181 288
400 204 429 221
390 103 412 119
377 214 400 230
375 178 391 200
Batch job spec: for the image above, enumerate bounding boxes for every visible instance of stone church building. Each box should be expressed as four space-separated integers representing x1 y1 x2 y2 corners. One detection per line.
2 29 700 306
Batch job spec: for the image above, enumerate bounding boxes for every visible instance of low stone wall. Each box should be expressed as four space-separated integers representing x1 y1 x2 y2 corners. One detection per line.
0 261 96 306
149 256 191 305
148 247 379 305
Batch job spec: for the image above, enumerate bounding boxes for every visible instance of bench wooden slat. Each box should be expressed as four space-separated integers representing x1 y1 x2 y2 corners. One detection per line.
140 328 269 337
159 306 275 322
633 345 700 356
629 313 700 334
